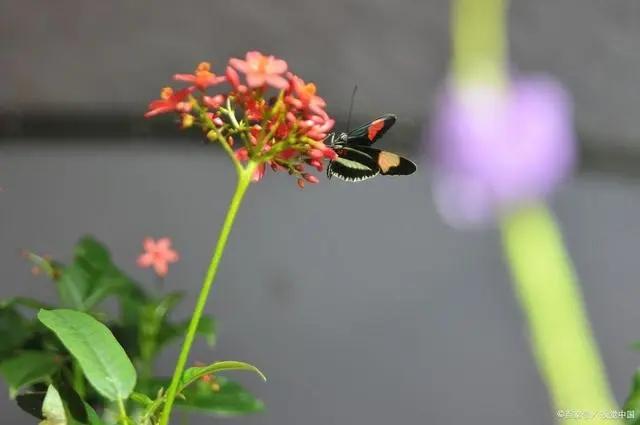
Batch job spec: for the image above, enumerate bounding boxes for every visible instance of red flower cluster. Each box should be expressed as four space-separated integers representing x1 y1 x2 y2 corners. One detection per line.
145 52 337 187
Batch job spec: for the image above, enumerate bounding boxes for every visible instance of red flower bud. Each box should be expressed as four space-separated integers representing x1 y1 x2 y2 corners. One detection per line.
203 94 225 109
303 173 319 184
226 66 241 89
308 149 324 159
235 148 249 161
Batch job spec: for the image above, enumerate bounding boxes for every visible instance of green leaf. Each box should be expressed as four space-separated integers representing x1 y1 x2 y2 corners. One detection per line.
57 237 143 311
0 305 32 360
41 384 67 425
0 351 60 397
181 361 266 390
145 377 264 417
139 292 185 362
1 297 54 311
130 391 154 407
16 391 47 419
623 369 640 424
74 237 110 273
83 403 105 425
52 374 88 425
194 316 216 347
82 271 129 311
57 265 92 310
157 315 217 350
38 309 137 401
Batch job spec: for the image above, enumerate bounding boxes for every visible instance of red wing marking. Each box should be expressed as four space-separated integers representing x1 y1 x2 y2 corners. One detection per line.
367 119 385 141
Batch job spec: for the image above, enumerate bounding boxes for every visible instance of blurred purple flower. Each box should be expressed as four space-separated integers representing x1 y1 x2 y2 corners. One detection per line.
427 76 576 226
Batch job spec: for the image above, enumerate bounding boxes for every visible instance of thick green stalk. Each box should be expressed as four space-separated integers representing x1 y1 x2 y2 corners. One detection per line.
452 0 508 86
158 162 256 425
500 205 620 424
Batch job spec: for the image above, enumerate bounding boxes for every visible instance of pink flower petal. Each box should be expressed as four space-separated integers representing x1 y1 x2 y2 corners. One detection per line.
157 238 171 250
265 74 289 90
266 58 287 74
229 58 248 73
173 74 197 83
245 51 262 63
252 163 266 182
165 249 179 262
143 237 156 252
246 73 266 88
154 261 169 277
137 252 154 267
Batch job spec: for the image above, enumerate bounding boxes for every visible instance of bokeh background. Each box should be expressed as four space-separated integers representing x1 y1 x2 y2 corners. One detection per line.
2 1 640 424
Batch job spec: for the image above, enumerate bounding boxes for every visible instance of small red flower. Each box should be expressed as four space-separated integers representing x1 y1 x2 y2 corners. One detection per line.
229 51 289 90
137 237 180 278
246 98 266 121
288 74 327 116
225 66 247 93
174 62 226 91
145 87 192 118
235 147 249 161
252 163 267 182
203 94 225 109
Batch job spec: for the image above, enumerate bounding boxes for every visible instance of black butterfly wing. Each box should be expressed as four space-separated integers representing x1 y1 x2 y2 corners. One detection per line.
346 114 397 146
354 146 417 176
327 146 380 182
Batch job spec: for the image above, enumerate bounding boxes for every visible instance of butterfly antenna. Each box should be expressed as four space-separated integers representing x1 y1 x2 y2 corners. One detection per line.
346 84 358 132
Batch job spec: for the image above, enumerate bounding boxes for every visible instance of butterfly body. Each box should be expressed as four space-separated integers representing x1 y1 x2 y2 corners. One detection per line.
325 114 417 182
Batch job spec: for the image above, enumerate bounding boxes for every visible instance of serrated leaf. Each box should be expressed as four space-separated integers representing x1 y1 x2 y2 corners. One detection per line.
181 361 266 390
41 385 66 425
0 351 60 397
38 309 137 401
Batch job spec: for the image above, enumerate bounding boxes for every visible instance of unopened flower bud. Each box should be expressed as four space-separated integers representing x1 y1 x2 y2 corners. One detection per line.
303 173 319 184
235 148 249 161
181 114 195 128
309 149 324 159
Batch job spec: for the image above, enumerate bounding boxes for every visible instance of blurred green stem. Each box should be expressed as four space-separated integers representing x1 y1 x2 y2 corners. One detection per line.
500 205 620 424
158 161 257 425
452 0 508 86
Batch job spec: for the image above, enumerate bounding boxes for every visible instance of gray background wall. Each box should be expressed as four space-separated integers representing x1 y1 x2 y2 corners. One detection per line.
2 1 640 424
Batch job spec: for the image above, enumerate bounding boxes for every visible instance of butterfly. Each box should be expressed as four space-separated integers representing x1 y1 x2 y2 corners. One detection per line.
325 114 417 182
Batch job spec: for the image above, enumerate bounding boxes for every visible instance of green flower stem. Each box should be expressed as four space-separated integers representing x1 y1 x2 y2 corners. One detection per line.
117 398 130 425
500 205 620 424
158 161 257 425
452 0 508 87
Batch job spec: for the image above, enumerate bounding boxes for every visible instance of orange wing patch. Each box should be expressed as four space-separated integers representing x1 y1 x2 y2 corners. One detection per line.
367 119 385 141
378 151 401 173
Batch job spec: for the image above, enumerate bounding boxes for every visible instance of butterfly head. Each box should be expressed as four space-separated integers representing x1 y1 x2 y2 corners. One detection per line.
326 132 348 147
